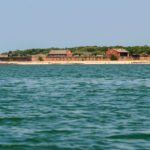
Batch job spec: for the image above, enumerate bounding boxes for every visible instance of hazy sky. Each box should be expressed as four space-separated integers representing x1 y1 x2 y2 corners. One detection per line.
0 0 150 52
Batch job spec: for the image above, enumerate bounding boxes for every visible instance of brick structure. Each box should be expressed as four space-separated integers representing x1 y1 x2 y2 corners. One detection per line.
48 49 72 57
0 56 31 61
105 48 129 57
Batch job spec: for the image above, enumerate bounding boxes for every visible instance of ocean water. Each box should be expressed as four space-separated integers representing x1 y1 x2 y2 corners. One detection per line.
0 64 150 150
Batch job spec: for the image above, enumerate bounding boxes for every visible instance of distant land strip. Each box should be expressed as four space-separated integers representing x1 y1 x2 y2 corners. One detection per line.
2 45 150 56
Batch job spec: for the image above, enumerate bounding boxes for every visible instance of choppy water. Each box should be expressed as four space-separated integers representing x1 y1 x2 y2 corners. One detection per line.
0 65 150 150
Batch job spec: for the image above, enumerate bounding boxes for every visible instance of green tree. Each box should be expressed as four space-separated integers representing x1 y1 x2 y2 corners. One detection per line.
38 56 43 61
110 55 118 60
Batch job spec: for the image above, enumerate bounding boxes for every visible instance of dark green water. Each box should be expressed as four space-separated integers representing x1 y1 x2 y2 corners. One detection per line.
0 65 150 150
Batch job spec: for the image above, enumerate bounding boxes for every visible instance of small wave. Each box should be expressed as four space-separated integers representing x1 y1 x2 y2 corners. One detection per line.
108 133 150 140
88 89 105 93
115 88 136 91
37 129 74 134
0 117 24 122
0 144 67 150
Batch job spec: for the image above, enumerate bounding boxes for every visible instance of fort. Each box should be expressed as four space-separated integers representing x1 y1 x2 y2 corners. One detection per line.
1 48 150 64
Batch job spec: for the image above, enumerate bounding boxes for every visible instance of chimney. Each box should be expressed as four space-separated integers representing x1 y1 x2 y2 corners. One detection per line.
49 48 53 54
76 48 79 54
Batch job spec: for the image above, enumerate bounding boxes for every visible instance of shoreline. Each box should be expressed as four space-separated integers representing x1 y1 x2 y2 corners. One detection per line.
1 60 150 65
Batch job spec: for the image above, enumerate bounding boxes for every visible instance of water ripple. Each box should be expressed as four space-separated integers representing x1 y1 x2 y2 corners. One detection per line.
0 64 150 150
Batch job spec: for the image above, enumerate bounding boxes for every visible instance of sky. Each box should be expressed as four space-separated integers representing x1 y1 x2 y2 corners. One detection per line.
0 0 150 52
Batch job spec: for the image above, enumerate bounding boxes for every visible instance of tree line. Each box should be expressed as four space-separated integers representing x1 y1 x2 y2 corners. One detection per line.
2 45 150 56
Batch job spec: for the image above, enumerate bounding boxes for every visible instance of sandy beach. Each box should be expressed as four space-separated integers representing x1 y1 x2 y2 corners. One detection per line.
1 60 150 65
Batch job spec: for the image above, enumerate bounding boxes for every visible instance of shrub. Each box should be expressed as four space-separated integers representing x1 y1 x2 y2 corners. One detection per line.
38 56 43 61
110 55 118 60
